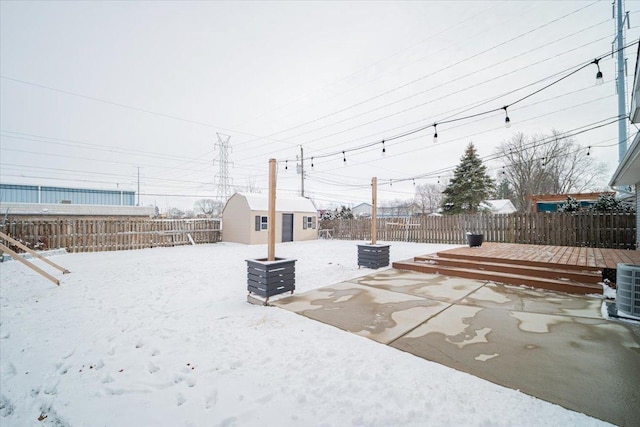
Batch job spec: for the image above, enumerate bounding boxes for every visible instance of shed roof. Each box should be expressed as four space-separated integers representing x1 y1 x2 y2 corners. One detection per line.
236 193 317 212
480 199 517 214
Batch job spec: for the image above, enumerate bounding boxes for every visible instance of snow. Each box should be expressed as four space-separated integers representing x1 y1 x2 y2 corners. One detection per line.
0 240 609 426
234 192 317 212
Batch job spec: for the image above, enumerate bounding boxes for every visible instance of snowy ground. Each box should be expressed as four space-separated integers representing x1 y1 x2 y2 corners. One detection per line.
0 240 609 426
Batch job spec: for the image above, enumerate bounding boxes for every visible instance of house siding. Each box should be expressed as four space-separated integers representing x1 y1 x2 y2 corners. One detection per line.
636 184 639 250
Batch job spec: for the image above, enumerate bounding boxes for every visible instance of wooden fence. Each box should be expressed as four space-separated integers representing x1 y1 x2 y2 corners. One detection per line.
1 218 222 253
320 212 637 249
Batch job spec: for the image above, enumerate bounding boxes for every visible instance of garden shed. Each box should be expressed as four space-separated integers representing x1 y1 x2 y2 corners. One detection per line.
222 192 318 245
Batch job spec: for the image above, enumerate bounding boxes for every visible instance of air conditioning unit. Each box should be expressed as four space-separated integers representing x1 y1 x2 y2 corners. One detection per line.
616 263 640 320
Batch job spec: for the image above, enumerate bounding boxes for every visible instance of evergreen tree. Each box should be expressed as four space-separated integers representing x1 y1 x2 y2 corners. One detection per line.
441 143 495 214
558 196 581 212
590 194 635 213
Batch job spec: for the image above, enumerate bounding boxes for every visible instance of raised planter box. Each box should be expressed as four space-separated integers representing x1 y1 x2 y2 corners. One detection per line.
246 258 296 303
357 244 390 269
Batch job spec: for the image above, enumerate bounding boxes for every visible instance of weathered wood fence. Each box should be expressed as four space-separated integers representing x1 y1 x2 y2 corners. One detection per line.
321 212 637 249
1 218 221 253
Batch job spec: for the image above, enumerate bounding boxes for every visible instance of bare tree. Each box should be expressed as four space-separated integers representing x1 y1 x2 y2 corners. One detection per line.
166 207 185 218
380 198 415 217
235 176 262 194
414 183 444 215
495 131 607 211
194 199 224 217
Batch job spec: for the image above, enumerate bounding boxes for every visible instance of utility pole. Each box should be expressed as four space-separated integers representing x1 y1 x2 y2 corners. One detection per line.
137 167 140 206
300 146 304 197
615 0 629 162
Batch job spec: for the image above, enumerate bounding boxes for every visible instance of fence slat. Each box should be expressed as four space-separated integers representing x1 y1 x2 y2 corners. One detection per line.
3 218 222 253
320 212 636 249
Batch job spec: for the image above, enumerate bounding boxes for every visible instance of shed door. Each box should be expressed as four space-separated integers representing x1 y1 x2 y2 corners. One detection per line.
282 214 294 242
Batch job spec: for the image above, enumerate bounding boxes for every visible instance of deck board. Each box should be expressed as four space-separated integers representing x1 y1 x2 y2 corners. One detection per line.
437 242 640 270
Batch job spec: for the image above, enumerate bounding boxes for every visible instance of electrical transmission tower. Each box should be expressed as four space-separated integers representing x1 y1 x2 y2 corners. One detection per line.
213 133 233 205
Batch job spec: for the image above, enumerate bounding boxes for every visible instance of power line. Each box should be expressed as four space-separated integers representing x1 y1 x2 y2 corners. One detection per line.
233 1 601 146
235 20 612 151
274 41 637 166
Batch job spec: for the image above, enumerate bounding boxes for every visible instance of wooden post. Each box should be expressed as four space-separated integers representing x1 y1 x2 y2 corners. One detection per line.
0 231 70 274
0 243 60 286
268 158 277 261
371 177 377 245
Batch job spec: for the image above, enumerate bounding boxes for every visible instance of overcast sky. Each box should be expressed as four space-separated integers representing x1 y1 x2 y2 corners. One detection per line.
1 1 639 211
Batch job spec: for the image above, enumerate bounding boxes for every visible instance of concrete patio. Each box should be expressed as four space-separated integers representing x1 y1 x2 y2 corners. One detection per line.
273 268 640 426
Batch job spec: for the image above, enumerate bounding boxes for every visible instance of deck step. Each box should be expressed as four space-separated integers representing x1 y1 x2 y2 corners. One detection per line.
432 250 604 273
392 259 602 295
413 255 601 284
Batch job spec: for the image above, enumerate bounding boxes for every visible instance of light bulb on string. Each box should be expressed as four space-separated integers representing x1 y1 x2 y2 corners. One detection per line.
503 106 511 128
593 58 603 85
381 140 386 157
587 146 591 156
285 160 288 171
390 179 393 187
311 157 314 167
433 123 438 143
342 151 346 164
412 179 416 186
437 176 440 184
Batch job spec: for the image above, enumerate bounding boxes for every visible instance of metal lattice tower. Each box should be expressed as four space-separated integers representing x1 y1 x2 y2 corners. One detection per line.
213 133 233 205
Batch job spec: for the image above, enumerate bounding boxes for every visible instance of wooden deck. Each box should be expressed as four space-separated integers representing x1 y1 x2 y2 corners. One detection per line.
437 243 640 271
393 243 640 295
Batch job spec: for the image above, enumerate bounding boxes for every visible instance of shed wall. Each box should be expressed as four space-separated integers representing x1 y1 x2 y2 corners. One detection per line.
248 211 318 244
222 193 318 245
221 196 251 244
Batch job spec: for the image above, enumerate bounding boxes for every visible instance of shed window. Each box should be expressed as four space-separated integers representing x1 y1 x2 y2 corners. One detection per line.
303 216 316 230
255 215 268 231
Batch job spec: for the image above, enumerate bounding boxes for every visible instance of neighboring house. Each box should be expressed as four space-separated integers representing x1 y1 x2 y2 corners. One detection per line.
0 183 153 217
610 44 640 249
222 192 318 245
480 199 517 214
0 202 155 217
352 202 372 217
1 183 136 205
528 192 611 213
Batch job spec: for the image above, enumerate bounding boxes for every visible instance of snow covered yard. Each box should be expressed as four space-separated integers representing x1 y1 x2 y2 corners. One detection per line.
0 240 609 426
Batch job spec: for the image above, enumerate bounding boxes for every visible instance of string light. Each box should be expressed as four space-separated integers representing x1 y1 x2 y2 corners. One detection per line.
587 146 591 156
593 58 603 85
304 116 627 191
503 106 511 128
381 140 386 157
412 178 416 186
279 44 636 169
342 151 346 164
311 157 314 167
285 160 288 171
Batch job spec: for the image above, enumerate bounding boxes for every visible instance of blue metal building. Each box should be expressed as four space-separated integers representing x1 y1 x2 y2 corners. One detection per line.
0 184 135 206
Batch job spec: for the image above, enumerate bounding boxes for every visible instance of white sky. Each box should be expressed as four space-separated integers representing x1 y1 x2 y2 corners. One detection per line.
1 1 639 211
